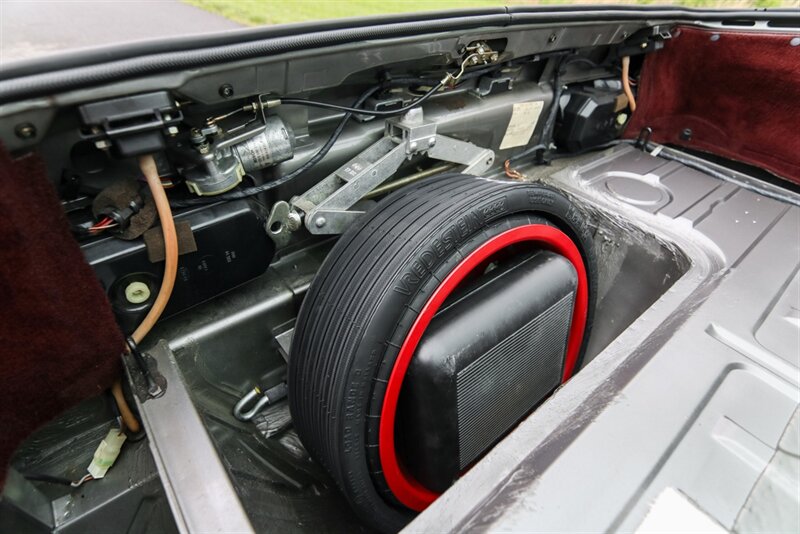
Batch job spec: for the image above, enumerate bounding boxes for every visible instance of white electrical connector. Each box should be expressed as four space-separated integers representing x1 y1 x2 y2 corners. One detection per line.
86 428 127 479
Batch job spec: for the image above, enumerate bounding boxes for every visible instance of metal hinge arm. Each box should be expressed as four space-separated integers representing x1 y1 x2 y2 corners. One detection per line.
426 136 495 175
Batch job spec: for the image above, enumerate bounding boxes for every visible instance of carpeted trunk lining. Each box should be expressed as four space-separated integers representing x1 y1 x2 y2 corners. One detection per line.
625 26 800 185
0 146 125 487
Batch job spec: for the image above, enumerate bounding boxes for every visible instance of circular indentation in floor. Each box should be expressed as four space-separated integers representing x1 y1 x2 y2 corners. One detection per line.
605 176 667 206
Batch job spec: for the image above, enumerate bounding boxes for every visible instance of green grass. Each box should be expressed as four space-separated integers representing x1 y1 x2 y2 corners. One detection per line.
185 0 504 26
186 0 795 26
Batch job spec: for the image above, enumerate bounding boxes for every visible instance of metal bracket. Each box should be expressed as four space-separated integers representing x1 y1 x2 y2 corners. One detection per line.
124 340 255 533
268 108 494 237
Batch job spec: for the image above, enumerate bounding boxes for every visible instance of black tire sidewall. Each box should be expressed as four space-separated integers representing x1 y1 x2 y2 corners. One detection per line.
291 176 596 531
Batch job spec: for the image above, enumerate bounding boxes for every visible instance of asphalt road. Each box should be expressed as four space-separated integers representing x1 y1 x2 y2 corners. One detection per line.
1 0 242 66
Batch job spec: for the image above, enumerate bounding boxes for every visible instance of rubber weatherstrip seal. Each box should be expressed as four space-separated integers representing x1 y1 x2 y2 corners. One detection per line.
0 13 510 104
0 7 798 104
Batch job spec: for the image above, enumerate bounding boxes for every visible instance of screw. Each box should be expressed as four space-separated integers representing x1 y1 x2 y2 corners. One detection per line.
219 84 234 99
621 31 629 39
315 217 326 228
15 123 37 139
710 34 720 42
791 37 800 47
95 139 112 150
548 33 557 43
680 128 693 141
409 141 418 151
428 137 436 147
167 126 179 136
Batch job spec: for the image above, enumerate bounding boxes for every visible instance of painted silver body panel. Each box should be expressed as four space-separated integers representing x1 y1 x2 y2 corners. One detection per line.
128 342 254 534
130 144 799 533
407 145 800 532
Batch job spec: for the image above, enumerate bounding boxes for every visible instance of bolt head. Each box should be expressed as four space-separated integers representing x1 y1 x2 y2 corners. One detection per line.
428 137 436 147
286 211 302 231
167 126 179 136
95 139 112 150
219 84 234 99
548 33 557 43
14 123 37 139
315 217 326 228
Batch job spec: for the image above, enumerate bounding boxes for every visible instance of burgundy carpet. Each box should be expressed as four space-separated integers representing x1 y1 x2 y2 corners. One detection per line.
0 147 125 486
625 26 800 185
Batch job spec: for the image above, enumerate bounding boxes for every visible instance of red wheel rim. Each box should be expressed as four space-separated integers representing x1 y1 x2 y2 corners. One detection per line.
378 224 589 511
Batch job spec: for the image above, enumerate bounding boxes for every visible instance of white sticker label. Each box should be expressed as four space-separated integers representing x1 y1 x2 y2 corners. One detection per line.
499 101 544 150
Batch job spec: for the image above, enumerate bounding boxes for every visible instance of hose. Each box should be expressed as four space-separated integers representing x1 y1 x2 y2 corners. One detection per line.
131 155 178 344
111 380 140 433
111 154 179 432
621 55 637 112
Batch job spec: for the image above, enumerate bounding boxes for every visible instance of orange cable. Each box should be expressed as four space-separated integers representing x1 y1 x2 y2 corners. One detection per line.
112 154 179 433
130 154 178 345
621 56 637 113
111 380 140 433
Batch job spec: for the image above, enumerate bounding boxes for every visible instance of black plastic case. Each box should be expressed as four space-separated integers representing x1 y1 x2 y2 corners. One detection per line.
397 250 577 492
82 200 274 333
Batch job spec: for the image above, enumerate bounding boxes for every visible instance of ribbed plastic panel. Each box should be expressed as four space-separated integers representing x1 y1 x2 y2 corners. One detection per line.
456 293 574 468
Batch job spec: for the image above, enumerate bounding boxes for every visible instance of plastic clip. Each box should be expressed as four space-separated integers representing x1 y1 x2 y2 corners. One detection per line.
126 336 163 398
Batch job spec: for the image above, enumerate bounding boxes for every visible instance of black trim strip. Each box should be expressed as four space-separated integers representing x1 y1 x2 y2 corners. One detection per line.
0 7 797 105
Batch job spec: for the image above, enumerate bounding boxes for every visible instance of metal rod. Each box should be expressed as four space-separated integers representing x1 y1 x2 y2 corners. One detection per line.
363 163 456 200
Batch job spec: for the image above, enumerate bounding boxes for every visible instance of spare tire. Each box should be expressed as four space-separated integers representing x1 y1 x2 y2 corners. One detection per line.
288 173 597 532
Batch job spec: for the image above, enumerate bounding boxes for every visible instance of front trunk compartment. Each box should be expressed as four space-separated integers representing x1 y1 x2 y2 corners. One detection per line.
1 7 798 533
